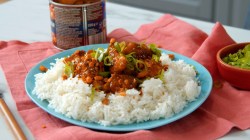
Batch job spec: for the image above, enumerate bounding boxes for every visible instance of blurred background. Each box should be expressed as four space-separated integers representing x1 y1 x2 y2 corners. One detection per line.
109 0 250 29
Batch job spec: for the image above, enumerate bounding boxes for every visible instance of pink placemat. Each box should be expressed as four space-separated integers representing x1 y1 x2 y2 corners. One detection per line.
1 14 250 140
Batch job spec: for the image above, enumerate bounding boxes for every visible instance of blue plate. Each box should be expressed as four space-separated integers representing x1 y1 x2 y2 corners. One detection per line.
25 44 212 132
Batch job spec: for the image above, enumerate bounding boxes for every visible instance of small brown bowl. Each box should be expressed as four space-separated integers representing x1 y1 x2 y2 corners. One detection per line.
216 42 250 90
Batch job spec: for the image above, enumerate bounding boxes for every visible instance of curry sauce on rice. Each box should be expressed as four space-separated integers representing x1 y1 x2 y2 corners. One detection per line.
33 38 201 126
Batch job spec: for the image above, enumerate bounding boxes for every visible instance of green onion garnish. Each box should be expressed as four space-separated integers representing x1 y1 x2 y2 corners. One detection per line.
64 61 74 77
152 54 160 62
94 48 106 62
125 52 136 63
99 71 110 77
126 63 135 70
135 59 147 72
114 42 121 52
91 88 95 102
104 56 113 66
149 44 161 57
156 70 164 82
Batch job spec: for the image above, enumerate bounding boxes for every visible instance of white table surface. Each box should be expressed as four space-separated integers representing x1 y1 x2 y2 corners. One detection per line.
0 0 250 140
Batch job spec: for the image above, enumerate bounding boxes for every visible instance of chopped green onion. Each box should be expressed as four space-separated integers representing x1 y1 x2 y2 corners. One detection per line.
126 63 135 70
156 70 164 82
91 88 95 102
135 59 147 72
152 54 160 62
114 42 121 52
125 52 136 63
104 56 113 66
149 44 161 57
94 51 99 59
91 51 96 58
125 52 137 71
135 78 143 84
119 41 126 52
98 71 110 77
64 61 74 77
94 48 106 62
114 41 127 53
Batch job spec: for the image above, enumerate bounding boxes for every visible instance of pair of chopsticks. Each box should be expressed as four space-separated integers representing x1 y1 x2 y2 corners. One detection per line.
0 93 26 140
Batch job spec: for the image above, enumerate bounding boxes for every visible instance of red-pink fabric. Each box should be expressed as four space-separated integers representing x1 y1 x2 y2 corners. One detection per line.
1 14 250 140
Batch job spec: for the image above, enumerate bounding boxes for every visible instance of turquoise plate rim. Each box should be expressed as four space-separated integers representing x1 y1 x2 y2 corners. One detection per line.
25 44 212 132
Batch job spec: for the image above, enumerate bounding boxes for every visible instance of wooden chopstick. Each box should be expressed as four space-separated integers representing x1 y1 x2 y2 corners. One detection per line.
0 0 9 4
0 98 26 140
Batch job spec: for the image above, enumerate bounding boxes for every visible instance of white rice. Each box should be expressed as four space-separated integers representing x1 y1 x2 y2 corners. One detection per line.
33 53 201 126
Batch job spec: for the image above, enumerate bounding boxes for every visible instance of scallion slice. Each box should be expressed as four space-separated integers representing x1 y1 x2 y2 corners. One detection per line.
149 44 161 57
152 54 160 62
64 61 74 77
99 71 110 77
91 88 95 102
104 56 113 66
135 59 147 72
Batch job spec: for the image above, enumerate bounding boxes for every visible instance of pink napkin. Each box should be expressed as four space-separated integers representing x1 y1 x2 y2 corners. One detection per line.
1 14 250 140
